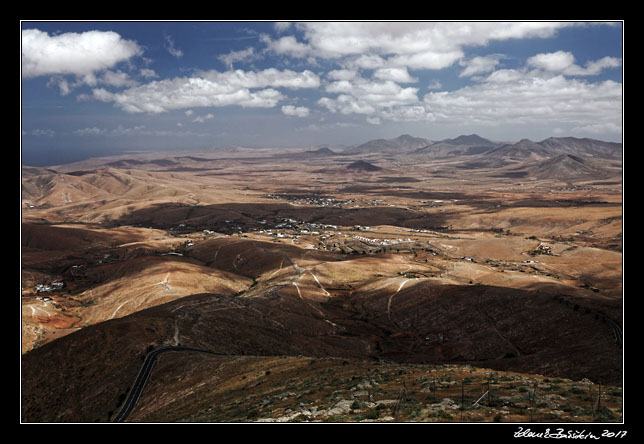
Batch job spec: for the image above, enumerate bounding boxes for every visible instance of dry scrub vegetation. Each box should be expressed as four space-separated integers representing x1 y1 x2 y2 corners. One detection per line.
21 138 622 422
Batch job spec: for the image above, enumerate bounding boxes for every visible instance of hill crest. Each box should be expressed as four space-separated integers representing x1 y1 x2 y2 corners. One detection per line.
347 134 432 154
346 160 382 171
441 134 494 146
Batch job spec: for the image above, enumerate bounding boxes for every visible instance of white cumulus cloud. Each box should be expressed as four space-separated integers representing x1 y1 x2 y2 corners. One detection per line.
320 68 419 114
260 34 311 58
89 68 319 113
91 81 283 113
319 74 419 119
459 55 502 78
139 68 158 78
198 68 320 90
422 70 622 131
281 105 310 117
527 51 577 72
218 47 259 69
262 22 575 71
164 34 183 58
22 28 142 78
100 70 139 88
373 67 418 83
527 51 622 76
193 113 215 123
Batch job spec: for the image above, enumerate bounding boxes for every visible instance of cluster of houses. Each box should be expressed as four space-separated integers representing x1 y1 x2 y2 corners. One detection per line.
533 243 554 255
164 213 444 258
265 194 388 209
30 282 64 300
212 216 435 256
552 185 595 192
352 234 413 247
265 193 348 208
419 200 446 207
257 218 338 240
35 282 63 293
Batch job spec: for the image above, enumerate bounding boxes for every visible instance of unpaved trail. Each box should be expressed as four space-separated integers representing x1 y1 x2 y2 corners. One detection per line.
172 320 180 346
110 300 130 320
387 278 410 323
268 259 285 279
158 272 171 292
309 272 331 296
476 291 523 357
27 305 52 317
232 253 242 270
293 282 303 299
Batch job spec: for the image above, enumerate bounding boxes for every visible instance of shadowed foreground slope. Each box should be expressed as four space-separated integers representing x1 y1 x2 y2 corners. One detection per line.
22 279 621 422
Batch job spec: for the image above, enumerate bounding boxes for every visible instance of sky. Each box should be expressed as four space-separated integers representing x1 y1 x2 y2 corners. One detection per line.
21 21 623 166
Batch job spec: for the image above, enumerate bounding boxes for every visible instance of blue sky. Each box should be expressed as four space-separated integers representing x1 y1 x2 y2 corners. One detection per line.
21 21 623 166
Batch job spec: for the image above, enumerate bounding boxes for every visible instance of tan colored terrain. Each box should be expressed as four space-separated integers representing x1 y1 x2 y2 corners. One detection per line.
21 138 622 422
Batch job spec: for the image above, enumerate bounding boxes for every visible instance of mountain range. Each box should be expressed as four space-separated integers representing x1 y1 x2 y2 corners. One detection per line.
342 133 621 181
22 134 622 205
348 133 621 160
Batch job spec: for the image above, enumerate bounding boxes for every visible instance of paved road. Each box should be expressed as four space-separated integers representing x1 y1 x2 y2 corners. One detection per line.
553 295 623 349
603 317 623 348
112 346 226 423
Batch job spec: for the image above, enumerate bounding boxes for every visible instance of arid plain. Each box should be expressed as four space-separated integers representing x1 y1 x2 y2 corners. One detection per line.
21 134 623 423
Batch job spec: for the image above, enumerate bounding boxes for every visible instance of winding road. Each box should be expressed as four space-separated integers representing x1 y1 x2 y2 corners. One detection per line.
112 346 226 423
553 295 623 348
603 317 623 348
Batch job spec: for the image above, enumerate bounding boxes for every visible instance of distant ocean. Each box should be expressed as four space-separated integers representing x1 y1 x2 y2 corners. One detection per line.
21 147 128 167
20 146 218 167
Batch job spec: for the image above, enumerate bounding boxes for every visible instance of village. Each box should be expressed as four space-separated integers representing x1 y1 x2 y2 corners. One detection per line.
265 193 399 209
215 216 440 257
21 203 567 309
